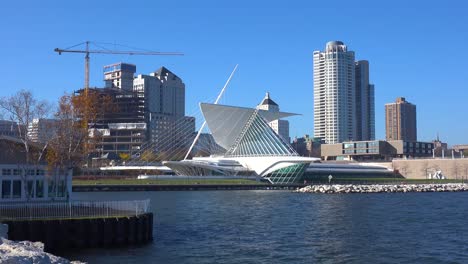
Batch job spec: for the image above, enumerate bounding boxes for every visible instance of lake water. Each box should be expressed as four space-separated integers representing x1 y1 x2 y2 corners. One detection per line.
65 190 468 263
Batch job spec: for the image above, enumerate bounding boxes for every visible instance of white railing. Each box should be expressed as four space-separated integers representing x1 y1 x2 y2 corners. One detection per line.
0 199 150 221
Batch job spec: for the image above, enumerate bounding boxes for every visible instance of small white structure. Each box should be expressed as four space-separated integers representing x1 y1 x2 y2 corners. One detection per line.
0 136 72 203
0 165 72 202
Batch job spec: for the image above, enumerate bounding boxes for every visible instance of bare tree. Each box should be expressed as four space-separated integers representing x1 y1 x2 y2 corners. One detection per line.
0 89 51 200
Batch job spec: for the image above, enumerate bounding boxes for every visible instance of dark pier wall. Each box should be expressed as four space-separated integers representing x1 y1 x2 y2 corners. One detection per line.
3 213 153 253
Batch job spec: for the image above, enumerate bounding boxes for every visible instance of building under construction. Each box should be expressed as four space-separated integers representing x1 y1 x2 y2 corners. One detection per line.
75 86 146 160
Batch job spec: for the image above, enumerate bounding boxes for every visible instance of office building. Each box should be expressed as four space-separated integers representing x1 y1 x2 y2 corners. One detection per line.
133 67 194 153
385 97 417 141
321 140 433 161
291 135 322 157
313 41 375 144
256 92 290 143
0 120 20 138
27 119 59 143
355 60 375 141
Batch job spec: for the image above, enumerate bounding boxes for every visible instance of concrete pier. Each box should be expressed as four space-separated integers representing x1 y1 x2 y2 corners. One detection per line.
2 213 153 253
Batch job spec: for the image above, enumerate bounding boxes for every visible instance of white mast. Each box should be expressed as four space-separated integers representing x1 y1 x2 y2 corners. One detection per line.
184 64 238 160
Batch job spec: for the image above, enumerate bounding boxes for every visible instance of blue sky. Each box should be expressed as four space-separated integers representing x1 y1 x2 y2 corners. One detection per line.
1 0 467 145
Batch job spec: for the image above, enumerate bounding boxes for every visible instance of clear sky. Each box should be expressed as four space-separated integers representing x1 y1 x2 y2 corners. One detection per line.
1 0 467 145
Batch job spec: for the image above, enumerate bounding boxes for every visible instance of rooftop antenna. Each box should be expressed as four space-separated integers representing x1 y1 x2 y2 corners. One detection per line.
184 64 239 160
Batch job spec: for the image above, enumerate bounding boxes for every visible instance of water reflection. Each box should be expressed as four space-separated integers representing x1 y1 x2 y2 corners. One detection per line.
67 191 468 264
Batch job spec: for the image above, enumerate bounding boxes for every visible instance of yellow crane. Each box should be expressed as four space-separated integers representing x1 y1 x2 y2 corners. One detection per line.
54 41 183 93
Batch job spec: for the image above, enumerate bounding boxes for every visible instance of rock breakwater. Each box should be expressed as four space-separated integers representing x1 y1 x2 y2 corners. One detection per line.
295 183 468 194
0 238 84 264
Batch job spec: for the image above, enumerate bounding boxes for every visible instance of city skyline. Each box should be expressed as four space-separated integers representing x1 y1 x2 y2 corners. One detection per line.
1 1 467 145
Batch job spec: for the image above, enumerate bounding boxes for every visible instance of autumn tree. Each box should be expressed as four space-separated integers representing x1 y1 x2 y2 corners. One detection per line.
46 90 116 170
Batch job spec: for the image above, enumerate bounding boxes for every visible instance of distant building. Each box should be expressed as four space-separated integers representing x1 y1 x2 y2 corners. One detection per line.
104 62 136 91
313 41 375 144
385 97 417 141
192 133 225 157
355 60 375 141
0 120 20 138
321 139 434 161
256 92 290 143
432 135 448 157
133 67 195 154
27 119 59 143
291 135 322 157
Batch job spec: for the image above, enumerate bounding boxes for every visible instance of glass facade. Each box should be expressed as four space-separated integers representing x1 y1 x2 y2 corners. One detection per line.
265 163 309 184
226 111 297 157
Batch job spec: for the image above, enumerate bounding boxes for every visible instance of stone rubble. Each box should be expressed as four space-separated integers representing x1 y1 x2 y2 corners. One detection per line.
295 183 468 194
0 238 84 264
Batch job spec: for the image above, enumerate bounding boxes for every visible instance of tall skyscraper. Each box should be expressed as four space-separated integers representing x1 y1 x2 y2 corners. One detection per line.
313 41 375 144
256 92 290 143
355 60 375 141
385 97 417 141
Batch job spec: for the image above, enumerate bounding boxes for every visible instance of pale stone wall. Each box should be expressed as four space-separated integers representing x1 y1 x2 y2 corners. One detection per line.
392 158 468 179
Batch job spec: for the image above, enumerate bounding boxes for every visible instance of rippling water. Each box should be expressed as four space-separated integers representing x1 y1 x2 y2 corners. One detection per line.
65 191 468 263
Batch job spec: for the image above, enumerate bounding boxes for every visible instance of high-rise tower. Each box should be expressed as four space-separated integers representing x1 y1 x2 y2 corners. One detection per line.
355 60 375 141
385 97 417 141
313 41 356 144
313 41 374 144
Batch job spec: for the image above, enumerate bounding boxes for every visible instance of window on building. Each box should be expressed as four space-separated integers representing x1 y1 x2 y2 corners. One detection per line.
343 149 355 154
368 148 379 153
48 179 55 198
2 180 11 198
2 169 11 176
57 180 66 198
344 143 354 149
12 180 21 198
36 180 44 198
27 180 34 198
356 142 367 148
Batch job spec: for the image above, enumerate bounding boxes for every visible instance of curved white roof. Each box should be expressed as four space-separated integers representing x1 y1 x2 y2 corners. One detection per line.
200 103 297 150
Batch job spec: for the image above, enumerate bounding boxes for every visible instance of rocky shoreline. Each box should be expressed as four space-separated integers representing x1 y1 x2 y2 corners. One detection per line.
295 183 468 194
0 238 83 264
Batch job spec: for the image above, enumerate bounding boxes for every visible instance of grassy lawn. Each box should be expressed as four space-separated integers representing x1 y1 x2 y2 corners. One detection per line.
73 178 267 186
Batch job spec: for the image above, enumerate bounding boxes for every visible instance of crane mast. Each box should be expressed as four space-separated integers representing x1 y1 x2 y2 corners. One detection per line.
84 41 89 94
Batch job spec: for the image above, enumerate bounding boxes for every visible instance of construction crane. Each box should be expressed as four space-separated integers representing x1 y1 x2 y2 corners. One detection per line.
54 41 183 94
